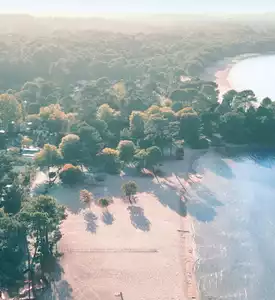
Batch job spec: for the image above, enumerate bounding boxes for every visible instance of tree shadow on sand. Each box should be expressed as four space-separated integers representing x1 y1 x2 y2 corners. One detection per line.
49 185 85 214
184 182 221 222
192 183 223 208
101 211 115 225
153 187 187 217
188 201 217 222
40 260 73 300
84 211 98 233
127 206 151 231
42 280 73 300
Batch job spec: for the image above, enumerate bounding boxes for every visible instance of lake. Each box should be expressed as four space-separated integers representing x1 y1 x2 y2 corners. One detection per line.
228 55 275 100
190 149 275 300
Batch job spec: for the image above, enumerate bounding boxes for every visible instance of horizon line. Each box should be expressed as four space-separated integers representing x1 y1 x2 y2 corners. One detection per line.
1 11 275 18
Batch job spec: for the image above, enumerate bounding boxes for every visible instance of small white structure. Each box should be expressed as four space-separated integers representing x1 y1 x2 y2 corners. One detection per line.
21 146 40 159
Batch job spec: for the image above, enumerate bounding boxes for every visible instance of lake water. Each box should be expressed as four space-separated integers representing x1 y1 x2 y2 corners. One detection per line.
228 55 275 100
190 150 275 300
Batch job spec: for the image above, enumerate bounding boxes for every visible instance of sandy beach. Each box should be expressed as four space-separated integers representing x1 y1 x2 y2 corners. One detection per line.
201 53 261 100
38 148 204 300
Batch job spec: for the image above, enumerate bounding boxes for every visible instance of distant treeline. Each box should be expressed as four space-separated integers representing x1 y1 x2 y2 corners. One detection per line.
2 15 275 91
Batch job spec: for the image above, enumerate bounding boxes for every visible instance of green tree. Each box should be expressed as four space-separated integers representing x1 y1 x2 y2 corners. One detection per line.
177 107 200 145
98 198 110 210
129 111 145 139
59 134 83 165
35 144 62 184
145 146 162 172
77 123 103 158
219 112 246 143
121 181 138 204
117 140 135 164
100 148 121 174
0 210 25 290
59 164 83 185
20 195 66 287
0 94 22 129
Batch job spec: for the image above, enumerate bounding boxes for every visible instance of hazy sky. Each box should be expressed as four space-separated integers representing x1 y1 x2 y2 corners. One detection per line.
1 0 275 15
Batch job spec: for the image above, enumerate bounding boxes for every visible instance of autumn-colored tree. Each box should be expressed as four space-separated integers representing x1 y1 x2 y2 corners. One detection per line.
59 164 83 185
35 144 62 184
39 104 74 133
80 189 94 209
21 136 33 148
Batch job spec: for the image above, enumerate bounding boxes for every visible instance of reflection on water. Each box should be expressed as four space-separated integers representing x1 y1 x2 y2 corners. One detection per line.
190 150 275 300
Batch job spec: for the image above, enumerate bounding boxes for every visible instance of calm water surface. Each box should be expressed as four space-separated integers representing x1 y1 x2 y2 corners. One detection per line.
189 150 275 300
228 55 275 100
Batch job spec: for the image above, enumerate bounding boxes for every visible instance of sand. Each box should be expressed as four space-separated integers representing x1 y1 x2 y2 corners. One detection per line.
201 53 261 101
39 149 203 300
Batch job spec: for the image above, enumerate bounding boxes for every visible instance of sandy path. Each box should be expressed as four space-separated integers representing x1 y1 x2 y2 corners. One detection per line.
39 149 202 300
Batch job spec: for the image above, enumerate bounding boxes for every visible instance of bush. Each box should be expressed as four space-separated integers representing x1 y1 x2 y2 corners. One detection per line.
59 164 83 185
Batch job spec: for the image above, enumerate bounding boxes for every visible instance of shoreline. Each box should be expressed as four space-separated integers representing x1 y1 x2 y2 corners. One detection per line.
176 148 207 300
201 53 264 100
36 147 206 300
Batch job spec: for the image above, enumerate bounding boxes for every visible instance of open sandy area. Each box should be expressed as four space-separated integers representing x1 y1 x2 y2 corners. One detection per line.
39 149 202 300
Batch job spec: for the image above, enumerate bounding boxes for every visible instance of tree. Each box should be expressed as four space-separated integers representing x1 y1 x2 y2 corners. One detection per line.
98 198 110 210
0 94 22 129
2 184 24 214
121 181 138 204
129 111 145 139
133 149 148 171
80 189 94 209
0 131 6 150
261 97 272 107
100 148 121 174
117 140 135 164
39 104 73 133
97 104 115 124
59 134 83 165
177 107 200 145
77 123 103 158
21 136 33 148
232 90 257 111
35 144 62 184
59 164 83 185
144 114 172 154
20 195 66 287
146 146 162 171
0 211 26 290
219 112 246 143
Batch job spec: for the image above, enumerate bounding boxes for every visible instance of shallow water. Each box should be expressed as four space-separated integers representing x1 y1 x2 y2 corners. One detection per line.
228 55 275 100
189 150 275 300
